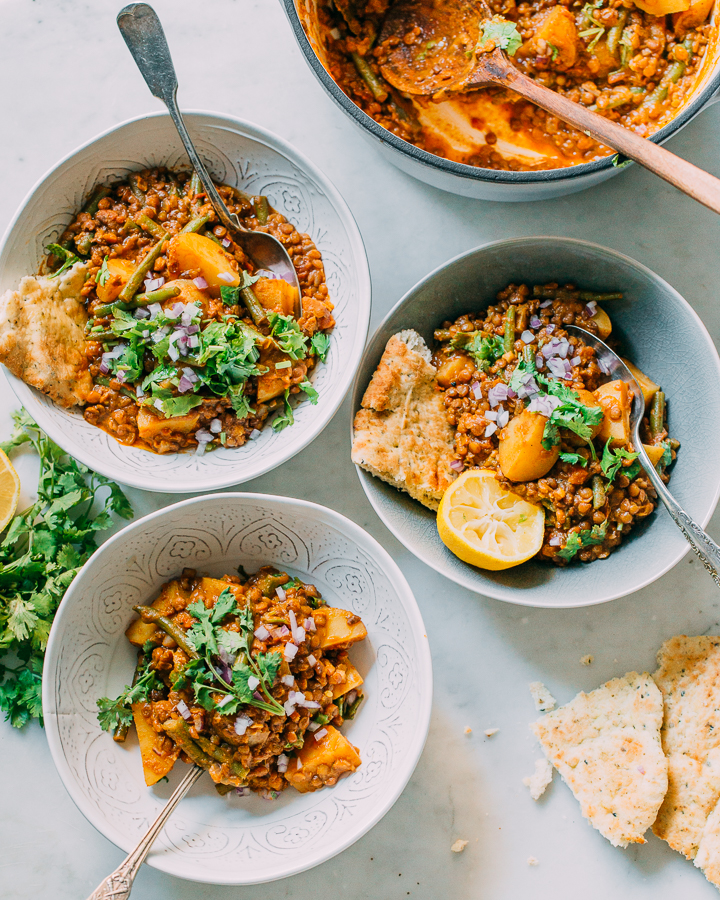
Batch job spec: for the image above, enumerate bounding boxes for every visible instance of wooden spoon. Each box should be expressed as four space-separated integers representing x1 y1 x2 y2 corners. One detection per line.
379 0 720 214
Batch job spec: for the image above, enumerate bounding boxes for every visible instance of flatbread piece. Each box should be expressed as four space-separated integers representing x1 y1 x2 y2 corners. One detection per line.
532 671 667 848
0 262 92 408
351 329 456 510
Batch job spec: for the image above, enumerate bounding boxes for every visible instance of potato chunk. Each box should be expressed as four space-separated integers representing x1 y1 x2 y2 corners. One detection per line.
594 380 631 446
436 354 476 388
521 7 579 67
591 306 612 340
284 726 361 793
674 0 713 32
634 0 689 16
621 359 659 408
643 443 666 467
315 607 368 650
498 410 560 482
132 702 179 786
125 582 188 646
331 662 364 700
96 259 136 305
254 278 298 316
167 233 239 297
563 389 604 447
256 341 294 402
137 407 201 441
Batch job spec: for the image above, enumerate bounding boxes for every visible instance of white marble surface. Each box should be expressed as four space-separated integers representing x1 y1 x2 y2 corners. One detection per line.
1 0 720 897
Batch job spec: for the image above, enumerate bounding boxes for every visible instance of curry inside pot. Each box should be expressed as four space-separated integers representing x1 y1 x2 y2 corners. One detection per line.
297 0 718 171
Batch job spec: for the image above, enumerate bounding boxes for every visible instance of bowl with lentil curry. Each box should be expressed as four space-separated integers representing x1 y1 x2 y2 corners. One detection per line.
0 111 371 492
284 0 720 200
351 236 720 606
42 492 432 884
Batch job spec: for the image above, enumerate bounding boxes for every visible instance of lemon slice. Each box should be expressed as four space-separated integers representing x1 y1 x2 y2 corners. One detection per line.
0 448 20 534
437 469 545 570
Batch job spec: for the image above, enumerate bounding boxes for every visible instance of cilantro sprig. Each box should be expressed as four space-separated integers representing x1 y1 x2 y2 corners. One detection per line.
557 523 608 561
0 411 133 728
45 243 81 278
479 19 523 56
539 378 603 451
600 440 640 483
454 332 505 372
97 644 161 733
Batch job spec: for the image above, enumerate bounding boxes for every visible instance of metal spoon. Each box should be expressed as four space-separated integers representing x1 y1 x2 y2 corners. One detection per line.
116 3 302 314
86 765 203 900
378 0 720 216
566 324 720 586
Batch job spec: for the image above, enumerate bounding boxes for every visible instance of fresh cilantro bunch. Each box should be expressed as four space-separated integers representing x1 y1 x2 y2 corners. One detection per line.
0 410 133 728
557 523 608 561
601 440 641 483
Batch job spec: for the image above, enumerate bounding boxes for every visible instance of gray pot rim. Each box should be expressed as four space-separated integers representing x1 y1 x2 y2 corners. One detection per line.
282 0 720 185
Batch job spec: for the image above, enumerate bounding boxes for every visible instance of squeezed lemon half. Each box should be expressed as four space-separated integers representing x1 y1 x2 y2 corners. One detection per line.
437 469 544 570
0 448 20 534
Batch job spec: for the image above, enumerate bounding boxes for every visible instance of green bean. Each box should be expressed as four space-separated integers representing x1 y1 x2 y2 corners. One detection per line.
577 291 623 302
345 694 363 720
433 329 454 342
592 475 606 510
113 650 147 742
162 718 214 768
668 437 681 450
522 345 535 366
503 306 516 353
118 238 167 303
86 332 119 342
133 606 199 658
93 301 130 318
606 9 628 57
82 185 112 216
640 41 692 112
121 219 142 235
215 782 234 796
351 52 389 102
194 734 233 764
128 173 146 204
188 171 202 198
205 232 224 246
94 284 180 319
181 214 211 234
254 572 290 598
650 390 666 438
254 195 270 225
241 286 268 327
74 233 93 257
134 213 169 241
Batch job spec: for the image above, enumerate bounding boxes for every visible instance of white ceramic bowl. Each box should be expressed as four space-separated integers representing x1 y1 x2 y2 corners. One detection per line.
42 493 432 885
0 111 371 493
352 237 720 608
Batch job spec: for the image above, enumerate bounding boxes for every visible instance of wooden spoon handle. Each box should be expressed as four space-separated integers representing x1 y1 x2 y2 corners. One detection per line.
484 61 720 215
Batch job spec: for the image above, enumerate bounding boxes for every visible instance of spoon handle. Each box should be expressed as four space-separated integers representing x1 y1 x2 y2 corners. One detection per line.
116 3 245 234
476 55 720 216
638 446 720 587
85 765 204 900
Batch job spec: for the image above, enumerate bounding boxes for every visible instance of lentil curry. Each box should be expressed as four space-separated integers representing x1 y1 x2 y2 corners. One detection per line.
433 282 676 565
310 0 716 170
45 169 333 454
97 567 366 797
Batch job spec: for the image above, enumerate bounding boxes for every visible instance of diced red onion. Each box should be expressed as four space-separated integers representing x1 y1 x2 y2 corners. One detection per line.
307 654 317 666
557 339 570 359
530 316 542 329
209 418 222 434
147 302 162 318
598 358 611 375
144 276 165 292
102 343 126 361
547 357 568 378
307 721 321 732
177 375 194 394
168 344 179 362
304 617 316 632
221 237 232 248
497 408 510 429
549 535 562 547
449 459 464 473
485 410 497 422
133 307 150 320
235 787 248 797
528 394 562 417
346 690 357 705
195 429 213 443
521 330 535 344
303 700 321 710
507 387 517 399
584 301 598 317
142 330 150 339
284 642 298 661
274 625 290 638
488 383 509 407
638 766 646 775
277 753 289 773
253 690 263 702
193 276 209 290
234 714 251 736
176 700 192 721
154 399 164 412
188 335 200 349
471 381 482 400
254 625 270 640
545 324 556 334
535 354 544 370
276 585 287 601
283 698 296 715
185 323 200 335
99 361 110 375
182 366 198 382
249 429 262 440
169 329 183 346
151 328 168 343
570 356 581 366
539 299 553 308
247 675 260 691
313 728 328 742
484 422 497 438
281 674 294 687
217 272 235 284
116 370 127 384
136 385 145 399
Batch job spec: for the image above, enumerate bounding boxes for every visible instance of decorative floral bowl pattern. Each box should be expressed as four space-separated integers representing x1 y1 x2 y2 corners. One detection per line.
0 111 371 493
352 236 720 608
42 493 432 884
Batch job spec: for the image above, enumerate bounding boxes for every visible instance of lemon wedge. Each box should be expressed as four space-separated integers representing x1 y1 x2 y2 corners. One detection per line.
437 469 544 570
0 448 20 534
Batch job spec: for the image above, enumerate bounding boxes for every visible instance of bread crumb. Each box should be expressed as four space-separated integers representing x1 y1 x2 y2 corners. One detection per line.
523 758 554 800
528 856 539 866
464 726 472 734
529 681 556 712
484 728 499 737
580 654 594 666
451 839 469 853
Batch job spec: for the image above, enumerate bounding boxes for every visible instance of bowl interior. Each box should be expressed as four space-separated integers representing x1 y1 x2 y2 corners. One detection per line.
0 111 370 493
42 494 431 884
352 237 720 607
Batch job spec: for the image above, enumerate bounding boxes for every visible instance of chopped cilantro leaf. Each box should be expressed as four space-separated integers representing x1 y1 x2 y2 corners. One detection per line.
272 389 295 432
557 523 608 561
479 19 522 56
310 332 331 361
269 313 309 360
45 243 80 278
300 380 319 405
600 439 639 484
96 256 111 286
559 452 587 466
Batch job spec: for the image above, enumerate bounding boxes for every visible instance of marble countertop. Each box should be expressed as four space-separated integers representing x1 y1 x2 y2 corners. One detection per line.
2 0 720 897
